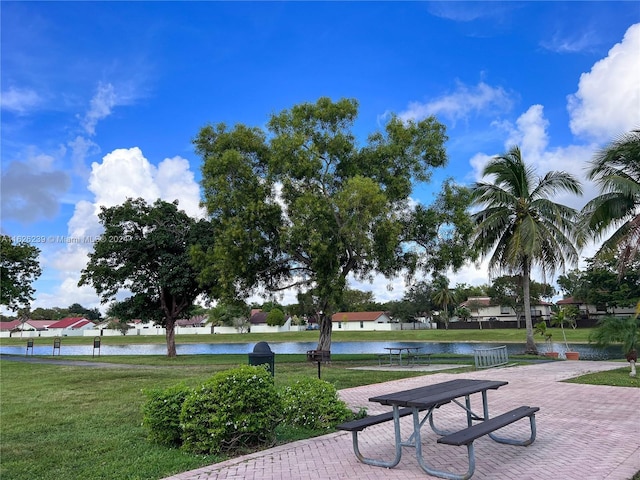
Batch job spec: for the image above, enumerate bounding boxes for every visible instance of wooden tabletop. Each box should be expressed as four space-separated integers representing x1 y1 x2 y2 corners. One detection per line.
369 378 508 409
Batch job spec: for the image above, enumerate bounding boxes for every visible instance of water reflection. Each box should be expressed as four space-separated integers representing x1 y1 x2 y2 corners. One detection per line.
0 341 620 360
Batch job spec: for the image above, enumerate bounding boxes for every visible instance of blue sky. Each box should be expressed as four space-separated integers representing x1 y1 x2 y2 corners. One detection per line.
2 2 639 313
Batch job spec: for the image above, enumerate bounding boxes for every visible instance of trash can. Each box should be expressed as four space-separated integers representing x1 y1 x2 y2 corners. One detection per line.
248 341 275 376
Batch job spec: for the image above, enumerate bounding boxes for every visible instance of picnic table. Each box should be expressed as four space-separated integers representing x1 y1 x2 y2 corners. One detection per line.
337 378 539 480
381 346 422 366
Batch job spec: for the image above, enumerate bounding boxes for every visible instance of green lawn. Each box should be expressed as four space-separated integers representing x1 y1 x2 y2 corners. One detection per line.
1 355 460 480
564 366 640 388
0 327 598 347
1 334 635 480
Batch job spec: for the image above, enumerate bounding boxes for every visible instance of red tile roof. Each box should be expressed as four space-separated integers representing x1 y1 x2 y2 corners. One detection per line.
0 320 22 331
460 297 492 307
47 317 93 329
26 320 55 330
557 297 580 305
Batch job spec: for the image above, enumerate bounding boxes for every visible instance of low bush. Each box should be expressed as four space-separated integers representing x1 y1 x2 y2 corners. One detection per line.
141 383 193 447
180 365 281 454
279 377 353 430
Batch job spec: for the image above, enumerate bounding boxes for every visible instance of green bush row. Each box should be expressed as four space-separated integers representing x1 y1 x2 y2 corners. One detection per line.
142 365 354 455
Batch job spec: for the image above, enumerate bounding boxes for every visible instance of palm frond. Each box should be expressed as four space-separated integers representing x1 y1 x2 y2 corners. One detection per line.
581 129 640 272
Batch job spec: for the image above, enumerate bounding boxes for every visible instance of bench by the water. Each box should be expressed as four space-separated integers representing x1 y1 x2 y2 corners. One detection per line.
377 347 431 367
474 345 508 369
337 378 539 480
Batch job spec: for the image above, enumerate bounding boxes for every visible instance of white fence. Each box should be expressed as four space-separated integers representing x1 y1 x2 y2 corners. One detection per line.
0 322 432 338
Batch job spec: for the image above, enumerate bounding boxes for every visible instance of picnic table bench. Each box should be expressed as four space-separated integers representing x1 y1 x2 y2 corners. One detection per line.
336 378 539 480
377 348 431 366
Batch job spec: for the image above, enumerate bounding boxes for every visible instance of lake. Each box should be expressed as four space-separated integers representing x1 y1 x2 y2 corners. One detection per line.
0 340 621 360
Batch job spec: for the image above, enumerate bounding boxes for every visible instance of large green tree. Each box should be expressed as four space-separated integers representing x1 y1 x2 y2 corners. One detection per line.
391 280 438 323
194 97 473 351
79 198 215 357
0 235 42 313
67 303 102 321
580 254 640 311
337 288 378 312
471 146 582 354
581 129 640 274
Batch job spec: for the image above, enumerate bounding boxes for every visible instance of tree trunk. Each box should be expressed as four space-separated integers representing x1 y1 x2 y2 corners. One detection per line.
522 262 538 354
630 360 637 378
317 313 332 351
165 318 177 358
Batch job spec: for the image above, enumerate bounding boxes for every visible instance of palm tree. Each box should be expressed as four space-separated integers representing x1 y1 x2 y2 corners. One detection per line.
581 129 640 275
432 275 455 330
589 306 639 377
471 146 583 354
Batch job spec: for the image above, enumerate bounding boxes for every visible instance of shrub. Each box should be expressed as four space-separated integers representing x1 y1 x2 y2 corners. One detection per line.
180 365 281 454
142 383 192 447
279 377 353 430
266 308 285 326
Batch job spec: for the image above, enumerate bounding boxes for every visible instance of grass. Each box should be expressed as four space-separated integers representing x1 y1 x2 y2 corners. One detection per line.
564 366 640 388
1 335 634 480
1 361 223 480
0 327 599 347
1 354 470 480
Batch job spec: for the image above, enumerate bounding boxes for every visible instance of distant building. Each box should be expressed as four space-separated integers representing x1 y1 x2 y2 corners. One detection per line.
176 315 208 328
557 297 637 321
47 317 94 336
459 297 552 324
331 311 393 331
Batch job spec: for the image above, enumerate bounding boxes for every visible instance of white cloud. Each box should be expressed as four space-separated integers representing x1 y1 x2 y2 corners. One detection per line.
471 104 597 210
155 156 206 219
506 105 549 155
540 31 597 54
0 86 42 114
41 147 205 312
68 135 100 178
81 82 118 135
87 147 161 207
567 23 640 142
427 2 512 22
36 277 105 311
67 200 102 240
398 81 514 125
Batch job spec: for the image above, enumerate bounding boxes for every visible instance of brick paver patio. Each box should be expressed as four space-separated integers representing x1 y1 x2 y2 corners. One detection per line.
163 361 640 480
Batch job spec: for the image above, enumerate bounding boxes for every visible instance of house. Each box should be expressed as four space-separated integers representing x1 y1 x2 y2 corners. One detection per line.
331 311 394 331
47 317 94 336
556 297 637 325
248 310 294 333
176 315 208 328
21 319 56 331
249 311 268 326
459 297 552 325
0 320 22 332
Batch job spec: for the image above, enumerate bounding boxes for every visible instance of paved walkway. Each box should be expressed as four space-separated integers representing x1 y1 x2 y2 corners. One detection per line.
163 361 640 480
